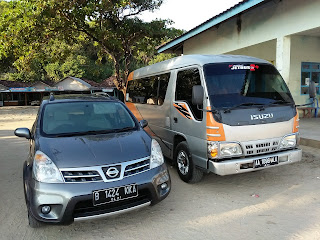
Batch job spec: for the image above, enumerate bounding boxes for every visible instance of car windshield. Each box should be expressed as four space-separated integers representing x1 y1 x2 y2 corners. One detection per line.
203 63 294 109
41 101 137 136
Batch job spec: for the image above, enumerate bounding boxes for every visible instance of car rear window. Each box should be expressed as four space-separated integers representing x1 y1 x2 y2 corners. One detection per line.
41 101 137 136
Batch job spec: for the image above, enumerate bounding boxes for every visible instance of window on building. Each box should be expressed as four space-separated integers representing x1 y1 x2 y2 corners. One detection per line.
175 68 203 120
126 73 170 105
301 62 320 95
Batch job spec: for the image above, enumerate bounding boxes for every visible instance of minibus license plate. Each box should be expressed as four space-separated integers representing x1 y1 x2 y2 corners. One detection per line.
254 156 279 169
93 184 138 206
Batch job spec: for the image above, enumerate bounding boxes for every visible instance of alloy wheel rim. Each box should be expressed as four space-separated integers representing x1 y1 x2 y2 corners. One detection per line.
177 150 189 175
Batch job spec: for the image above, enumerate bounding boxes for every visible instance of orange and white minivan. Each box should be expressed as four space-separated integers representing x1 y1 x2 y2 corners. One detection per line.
125 55 302 183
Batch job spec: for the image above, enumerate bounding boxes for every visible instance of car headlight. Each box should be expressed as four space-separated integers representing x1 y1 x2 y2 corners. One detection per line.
33 151 63 183
208 142 243 159
150 139 164 169
279 134 297 149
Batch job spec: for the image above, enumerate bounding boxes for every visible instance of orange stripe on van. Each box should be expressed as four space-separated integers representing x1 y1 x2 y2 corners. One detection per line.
126 102 142 121
127 72 134 82
206 107 226 141
173 102 192 119
293 109 299 133
125 102 155 136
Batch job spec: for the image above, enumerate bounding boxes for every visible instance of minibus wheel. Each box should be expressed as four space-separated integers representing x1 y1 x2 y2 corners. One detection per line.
175 141 203 183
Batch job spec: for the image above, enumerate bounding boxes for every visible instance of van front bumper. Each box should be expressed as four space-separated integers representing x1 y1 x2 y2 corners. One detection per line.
208 148 302 176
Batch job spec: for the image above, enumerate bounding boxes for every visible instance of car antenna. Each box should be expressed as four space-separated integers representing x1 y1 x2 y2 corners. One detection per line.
49 92 55 101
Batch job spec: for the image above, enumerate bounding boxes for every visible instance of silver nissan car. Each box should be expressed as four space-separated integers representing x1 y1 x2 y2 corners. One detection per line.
14 94 171 228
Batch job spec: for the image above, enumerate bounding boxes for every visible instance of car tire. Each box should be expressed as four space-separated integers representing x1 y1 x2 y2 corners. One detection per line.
23 163 29 205
175 141 203 183
28 210 43 228
24 164 43 228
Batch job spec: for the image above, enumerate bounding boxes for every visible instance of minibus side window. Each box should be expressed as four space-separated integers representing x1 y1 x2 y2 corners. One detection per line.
127 73 170 106
158 73 170 106
175 68 203 120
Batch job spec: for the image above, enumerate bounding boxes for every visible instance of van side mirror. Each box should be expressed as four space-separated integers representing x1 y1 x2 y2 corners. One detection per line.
309 81 316 99
14 128 31 139
192 85 204 106
139 120 148 128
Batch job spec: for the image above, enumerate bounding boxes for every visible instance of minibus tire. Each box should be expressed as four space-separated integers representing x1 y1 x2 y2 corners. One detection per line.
175 142 203 183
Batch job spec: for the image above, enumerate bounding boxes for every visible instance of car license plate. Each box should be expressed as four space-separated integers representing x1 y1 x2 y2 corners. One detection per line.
253 156 279 169
93 184 138 206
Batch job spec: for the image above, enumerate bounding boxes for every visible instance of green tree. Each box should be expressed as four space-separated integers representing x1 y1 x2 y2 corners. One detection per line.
0 0 182 87
45 0 179 88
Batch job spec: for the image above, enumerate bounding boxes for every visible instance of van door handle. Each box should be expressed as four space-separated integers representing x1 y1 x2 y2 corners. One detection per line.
173 117 178 123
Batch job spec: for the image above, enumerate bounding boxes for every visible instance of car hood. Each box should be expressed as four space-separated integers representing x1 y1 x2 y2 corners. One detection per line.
38 130 151 168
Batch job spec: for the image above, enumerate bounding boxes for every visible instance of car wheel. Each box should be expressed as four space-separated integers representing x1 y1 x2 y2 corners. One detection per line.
175 141 203 183
23 163 29 205
28 210 43 228
24 164 43 228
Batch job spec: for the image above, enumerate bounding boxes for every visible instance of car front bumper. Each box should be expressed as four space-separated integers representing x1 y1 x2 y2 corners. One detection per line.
208 148 302 176
27 164 170 225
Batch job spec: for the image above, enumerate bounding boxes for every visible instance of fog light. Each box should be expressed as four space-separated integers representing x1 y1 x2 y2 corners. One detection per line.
160 183 168 190
41 205 51 214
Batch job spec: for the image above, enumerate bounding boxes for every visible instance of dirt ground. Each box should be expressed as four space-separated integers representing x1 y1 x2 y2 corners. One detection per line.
0 106 320 240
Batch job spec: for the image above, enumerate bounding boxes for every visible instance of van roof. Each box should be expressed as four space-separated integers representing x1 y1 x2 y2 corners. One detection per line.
132 54 271 80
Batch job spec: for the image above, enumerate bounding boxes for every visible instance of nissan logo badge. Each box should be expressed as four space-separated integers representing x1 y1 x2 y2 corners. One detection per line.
106 167 119 178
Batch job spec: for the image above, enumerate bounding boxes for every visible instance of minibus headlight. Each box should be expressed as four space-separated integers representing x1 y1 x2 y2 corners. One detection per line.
279 134 297 149
220 142 243 157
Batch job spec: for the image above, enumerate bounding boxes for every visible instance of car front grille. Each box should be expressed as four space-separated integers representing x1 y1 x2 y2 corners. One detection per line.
124 159 150 177
60 157 150 183
244 139 280 156
62 170 103 183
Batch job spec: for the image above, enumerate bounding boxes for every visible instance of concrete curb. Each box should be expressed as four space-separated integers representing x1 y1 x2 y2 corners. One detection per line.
300 138 320 149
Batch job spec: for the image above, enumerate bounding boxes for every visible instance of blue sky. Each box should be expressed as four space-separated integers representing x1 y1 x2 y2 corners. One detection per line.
140 0 243 31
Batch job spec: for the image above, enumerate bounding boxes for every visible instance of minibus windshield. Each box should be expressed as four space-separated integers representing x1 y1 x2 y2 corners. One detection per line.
203 63 294 109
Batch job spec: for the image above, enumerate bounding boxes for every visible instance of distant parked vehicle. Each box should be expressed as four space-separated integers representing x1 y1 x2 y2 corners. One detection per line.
15 94 170 227
30 100 40 106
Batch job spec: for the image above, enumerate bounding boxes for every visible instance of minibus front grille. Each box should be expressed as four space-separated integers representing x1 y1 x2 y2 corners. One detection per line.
244 140 279 156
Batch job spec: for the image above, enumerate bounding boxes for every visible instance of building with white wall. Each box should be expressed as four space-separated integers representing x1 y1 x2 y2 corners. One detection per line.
158 0 320 105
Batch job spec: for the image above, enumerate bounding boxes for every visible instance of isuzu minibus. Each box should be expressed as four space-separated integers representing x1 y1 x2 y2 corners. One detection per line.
125 55 302 183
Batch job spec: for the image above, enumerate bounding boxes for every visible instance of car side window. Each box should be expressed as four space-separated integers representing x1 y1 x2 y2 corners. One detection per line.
175 68 203 120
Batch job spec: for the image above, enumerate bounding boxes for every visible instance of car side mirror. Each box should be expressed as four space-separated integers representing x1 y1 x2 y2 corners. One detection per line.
14 128 31 139
139 120 148 128
192 85 204 106
309 81 316 99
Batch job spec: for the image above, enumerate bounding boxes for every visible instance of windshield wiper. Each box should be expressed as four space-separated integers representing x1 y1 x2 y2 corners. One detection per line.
52 130 115 137
224 102 265 113
113 127 136 133
260 100 293 109
268 100 292 106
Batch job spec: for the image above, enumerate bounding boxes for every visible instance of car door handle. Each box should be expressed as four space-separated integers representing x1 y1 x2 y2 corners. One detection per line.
173 117 178 123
